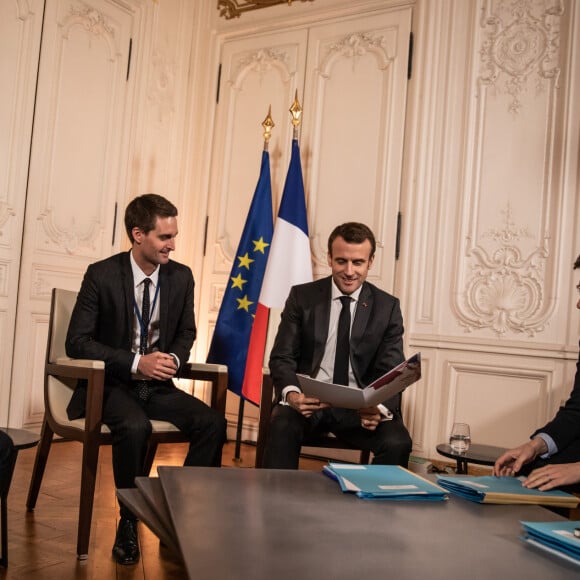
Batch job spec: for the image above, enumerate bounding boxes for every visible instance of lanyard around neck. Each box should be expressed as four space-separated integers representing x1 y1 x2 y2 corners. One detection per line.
134 280 160 333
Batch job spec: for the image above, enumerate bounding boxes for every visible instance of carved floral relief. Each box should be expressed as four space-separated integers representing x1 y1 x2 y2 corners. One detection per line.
479 0 563 114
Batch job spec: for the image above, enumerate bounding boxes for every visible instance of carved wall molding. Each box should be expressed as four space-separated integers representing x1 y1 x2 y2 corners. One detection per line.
0 262 8 297
479 0 563 114
147 52 177 123
455 203 550 337
318 32 394 77
38 207 101 255
231 48 293 90
67 4 117 59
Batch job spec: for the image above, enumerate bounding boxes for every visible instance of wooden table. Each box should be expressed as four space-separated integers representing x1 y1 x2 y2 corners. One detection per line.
119 466 577 579
0 428 40 567
436 442 507 474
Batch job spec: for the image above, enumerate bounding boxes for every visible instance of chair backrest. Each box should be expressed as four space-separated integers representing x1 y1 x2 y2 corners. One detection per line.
48 288 78 363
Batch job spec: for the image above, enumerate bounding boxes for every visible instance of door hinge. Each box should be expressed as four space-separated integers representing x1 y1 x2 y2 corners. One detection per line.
407 32 414 80
203 215 209 256
126 38 133 81
112 202 118 246
216 63 222 104
395 212 402 260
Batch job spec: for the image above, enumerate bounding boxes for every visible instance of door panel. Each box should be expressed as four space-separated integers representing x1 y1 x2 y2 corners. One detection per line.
302 9 412 289
0 0 45 426
9 0 136 427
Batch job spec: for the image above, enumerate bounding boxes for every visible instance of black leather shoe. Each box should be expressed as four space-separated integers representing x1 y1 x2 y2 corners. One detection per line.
112 518 140 565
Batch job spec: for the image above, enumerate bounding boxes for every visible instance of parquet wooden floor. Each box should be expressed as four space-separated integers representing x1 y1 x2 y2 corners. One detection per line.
0 440 325 580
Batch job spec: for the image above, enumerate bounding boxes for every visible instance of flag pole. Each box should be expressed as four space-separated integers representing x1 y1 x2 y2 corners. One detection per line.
234 107 275 464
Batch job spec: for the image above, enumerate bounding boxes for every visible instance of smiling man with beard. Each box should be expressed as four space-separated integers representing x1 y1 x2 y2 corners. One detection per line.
263 222 412 469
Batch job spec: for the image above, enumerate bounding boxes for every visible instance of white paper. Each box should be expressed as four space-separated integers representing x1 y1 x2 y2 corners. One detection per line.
297 353 421 409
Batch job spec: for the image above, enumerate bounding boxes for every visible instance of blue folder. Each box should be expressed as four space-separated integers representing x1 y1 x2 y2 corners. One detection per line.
436 475 579 507
323 463 448 501
521 520 580 566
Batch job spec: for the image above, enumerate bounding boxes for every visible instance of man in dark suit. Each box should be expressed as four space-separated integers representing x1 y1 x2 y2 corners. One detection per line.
494 254 580 492
263 222 412 469
66 194 226 565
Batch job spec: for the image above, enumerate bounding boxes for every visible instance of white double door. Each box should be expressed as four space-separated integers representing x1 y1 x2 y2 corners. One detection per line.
2 0 136 427
196 6 413 428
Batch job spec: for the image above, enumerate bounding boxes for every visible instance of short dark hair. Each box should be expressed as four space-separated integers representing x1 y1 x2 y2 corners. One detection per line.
575 254 580 270
328 222 376 258
124 194 178 243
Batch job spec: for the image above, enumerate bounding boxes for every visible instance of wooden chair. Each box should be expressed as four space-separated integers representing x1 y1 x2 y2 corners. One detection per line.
254 309 370 468
26 288 228 560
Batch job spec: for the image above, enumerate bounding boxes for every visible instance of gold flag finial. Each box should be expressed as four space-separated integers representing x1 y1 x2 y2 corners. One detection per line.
262 106 275 150
289 90 303 139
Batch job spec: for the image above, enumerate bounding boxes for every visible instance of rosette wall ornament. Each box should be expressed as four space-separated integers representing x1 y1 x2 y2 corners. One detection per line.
218 0 314 20
479 0 563 114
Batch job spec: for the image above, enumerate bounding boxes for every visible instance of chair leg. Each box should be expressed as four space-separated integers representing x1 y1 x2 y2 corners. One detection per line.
26 419 54 511
359 449 371 464
76 440 100 560
143 441 159 475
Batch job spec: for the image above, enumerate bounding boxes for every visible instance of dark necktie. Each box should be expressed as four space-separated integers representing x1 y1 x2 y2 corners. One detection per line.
333 296 352 385
139 278 152 355
136 278 152 402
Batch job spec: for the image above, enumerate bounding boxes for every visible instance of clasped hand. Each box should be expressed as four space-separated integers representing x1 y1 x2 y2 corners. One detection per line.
137 352 177 380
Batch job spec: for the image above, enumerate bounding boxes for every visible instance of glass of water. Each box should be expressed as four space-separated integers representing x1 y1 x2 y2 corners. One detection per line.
449 422 471 453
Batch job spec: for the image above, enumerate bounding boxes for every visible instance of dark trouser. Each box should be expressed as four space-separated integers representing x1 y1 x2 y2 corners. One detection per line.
519 437 580 494
263 404 412 470
102 382 227 520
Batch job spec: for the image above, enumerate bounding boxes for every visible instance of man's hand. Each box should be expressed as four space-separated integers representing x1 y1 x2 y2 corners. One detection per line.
493 438 546 476
286 392 330 418
358 406 381 431
137 352 177 380
522 462 580 491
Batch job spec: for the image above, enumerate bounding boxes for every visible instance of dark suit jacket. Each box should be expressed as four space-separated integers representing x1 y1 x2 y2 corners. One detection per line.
65 251 196 418
534 348 580 452
269 276 405 411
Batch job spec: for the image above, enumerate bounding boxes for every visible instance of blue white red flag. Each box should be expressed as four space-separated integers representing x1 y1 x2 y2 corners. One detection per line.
242 139 313 404
206 150 273 396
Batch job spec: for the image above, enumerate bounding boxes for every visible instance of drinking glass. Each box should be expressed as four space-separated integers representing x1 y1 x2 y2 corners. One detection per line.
449 422 471 453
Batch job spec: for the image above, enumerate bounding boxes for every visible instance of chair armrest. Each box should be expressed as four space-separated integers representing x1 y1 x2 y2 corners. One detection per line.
46 358 105 380
55 357 105 369
180 362 228 417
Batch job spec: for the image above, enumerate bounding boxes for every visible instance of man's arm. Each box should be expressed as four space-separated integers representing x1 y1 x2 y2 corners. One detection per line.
66 264 135 382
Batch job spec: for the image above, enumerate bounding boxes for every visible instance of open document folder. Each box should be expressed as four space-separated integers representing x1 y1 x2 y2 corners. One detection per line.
297 353 421 409
436 475 580 508
520 520 580 566
323 463 448 501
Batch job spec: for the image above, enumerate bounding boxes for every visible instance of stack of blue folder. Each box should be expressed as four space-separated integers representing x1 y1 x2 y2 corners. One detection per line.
521 521 580 566
436 475 580 507
323 463 448 501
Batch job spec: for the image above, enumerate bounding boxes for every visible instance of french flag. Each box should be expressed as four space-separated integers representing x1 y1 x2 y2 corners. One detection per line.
242 139 313 404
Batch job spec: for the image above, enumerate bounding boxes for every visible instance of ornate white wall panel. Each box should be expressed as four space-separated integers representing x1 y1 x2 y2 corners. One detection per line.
439 349 575 450
8 0 142 428
399 0 579 459
0 0 45 426
28 0 133 259
195 29 308 362
302 9 411 288
453 0 569 342
23 314 50 426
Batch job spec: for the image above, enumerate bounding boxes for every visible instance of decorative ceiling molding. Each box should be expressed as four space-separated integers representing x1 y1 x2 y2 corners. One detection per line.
217 0 314 20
